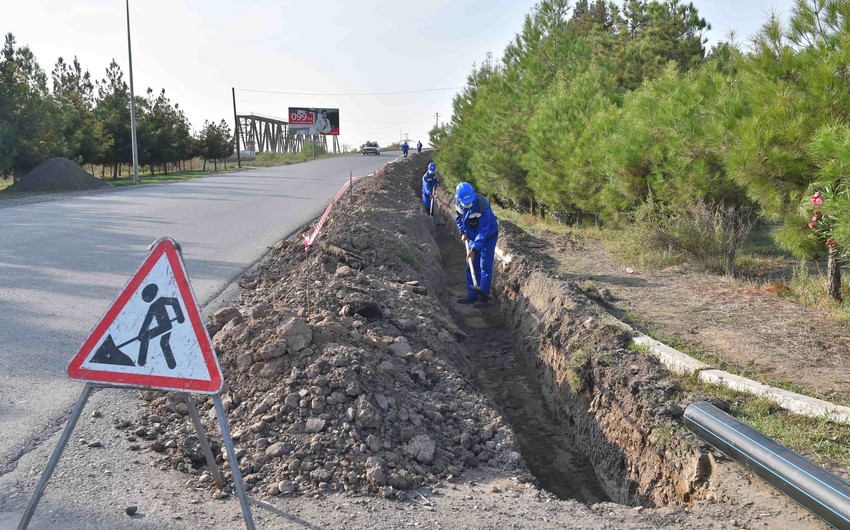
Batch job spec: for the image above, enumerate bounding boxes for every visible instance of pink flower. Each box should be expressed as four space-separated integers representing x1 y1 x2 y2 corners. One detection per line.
808 220 816 229
812 192 823 205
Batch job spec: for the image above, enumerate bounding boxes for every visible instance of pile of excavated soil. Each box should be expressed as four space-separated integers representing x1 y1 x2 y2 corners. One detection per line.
6 157 108 193
134 156 534 500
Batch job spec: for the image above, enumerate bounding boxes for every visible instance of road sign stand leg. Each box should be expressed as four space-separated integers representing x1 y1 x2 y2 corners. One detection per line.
214 393 255 530
18 383 94 530
182 393 224 489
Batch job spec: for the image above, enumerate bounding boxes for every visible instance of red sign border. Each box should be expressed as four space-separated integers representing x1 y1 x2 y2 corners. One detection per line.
67 238 224 394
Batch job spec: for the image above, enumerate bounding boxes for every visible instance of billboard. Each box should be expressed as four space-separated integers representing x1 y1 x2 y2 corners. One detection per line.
288 107 340 136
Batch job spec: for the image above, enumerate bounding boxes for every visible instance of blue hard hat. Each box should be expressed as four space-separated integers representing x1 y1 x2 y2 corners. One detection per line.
428 162 436 171
455 182 475 209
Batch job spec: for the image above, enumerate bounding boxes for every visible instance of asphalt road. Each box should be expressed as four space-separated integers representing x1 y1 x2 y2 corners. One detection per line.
0 153 395 474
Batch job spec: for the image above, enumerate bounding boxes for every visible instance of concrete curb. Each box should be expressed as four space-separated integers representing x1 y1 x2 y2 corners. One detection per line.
494 245 850 425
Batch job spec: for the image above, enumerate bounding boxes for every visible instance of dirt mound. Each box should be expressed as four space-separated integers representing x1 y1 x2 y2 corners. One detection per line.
136 155 532 500
6 157 108 192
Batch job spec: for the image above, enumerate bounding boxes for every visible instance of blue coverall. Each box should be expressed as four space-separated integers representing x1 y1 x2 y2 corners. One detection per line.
455 195 499 300
422 170 440 213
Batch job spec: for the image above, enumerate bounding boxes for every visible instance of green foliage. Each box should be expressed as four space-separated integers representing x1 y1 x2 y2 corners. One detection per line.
437 0 850 285
1 33 231 181
0 33 57 179
250 151 318 167
197 120 233 171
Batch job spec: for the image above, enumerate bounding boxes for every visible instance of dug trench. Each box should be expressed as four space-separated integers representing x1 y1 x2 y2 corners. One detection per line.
134 153 818 526
435 224 610 504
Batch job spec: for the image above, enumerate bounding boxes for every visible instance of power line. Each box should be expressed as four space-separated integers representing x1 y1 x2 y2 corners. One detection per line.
236 86 463 96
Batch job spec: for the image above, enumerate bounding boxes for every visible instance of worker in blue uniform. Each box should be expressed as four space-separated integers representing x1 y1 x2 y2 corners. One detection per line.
422 162 440 215
454 181 498 308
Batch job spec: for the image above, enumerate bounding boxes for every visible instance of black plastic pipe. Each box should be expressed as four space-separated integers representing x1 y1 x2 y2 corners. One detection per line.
684 401 850 529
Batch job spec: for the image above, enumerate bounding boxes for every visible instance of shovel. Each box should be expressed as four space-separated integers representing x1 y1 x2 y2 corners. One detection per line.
90 317 180 367
90 334 139 366
464 239 489 300
429 194 434 219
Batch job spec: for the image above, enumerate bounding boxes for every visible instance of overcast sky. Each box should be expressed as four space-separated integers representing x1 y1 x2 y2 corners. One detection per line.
5 0 796 150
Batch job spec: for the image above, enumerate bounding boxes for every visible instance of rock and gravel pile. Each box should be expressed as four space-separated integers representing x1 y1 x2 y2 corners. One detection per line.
131 155 533 500
6 157 109 192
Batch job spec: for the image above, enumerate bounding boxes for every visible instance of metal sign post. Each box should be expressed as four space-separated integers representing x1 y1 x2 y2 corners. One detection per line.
19 238 254 529
183 393 224 488
18 386 249 529
214 394 255 530
18 384 94 530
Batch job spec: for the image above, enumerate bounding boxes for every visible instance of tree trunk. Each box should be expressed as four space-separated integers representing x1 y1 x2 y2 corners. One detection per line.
112 164 118 180
724 224 738 279
223 158 227 170
827 246 842 301
724 243 737 279
203 158 207 171
213 159 218 171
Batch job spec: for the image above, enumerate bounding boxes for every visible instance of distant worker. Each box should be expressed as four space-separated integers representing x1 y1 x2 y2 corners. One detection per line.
422 162 440 215
417 141 423 153
455 182 499 308
402 141 409 158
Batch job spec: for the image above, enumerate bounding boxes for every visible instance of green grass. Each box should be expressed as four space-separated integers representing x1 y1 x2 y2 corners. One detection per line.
246 150 342 167
105 168 229 187
628 342 850 469
681 378 850 471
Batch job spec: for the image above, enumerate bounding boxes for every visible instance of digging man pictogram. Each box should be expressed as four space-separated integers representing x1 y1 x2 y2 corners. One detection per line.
136 283 185 368
88 282 185 368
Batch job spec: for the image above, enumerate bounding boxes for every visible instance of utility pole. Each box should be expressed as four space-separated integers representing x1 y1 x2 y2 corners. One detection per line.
126 0 139 182
232 87 241 168
434 112 439 130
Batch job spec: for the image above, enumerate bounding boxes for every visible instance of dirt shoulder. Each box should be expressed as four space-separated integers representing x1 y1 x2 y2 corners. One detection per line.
520 228 850 402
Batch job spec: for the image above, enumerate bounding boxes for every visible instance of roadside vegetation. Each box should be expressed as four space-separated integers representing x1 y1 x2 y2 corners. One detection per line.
434 0 850 306
626 339 850 473
0 34 235 185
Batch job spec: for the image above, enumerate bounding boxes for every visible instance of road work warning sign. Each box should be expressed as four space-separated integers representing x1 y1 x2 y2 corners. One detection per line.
67 238 223 394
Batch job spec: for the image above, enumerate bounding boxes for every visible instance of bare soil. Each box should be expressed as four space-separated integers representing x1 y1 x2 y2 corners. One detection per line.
532 229 850 401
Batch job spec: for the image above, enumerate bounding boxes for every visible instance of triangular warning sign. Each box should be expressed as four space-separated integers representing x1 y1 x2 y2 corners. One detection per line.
67 238 224 394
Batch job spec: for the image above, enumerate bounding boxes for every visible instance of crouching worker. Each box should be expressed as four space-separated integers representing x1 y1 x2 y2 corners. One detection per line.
422 162 440 215
454 181 498 308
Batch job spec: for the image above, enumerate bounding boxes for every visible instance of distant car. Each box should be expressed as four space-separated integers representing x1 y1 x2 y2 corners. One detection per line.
362 141 380 155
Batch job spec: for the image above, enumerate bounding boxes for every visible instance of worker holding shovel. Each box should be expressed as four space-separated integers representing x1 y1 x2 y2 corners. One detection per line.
454 181 498 308
422 162 440 217
89 283 185 368
137 283 185 368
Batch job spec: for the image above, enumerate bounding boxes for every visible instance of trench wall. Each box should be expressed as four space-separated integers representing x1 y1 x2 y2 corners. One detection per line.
427 179 713 506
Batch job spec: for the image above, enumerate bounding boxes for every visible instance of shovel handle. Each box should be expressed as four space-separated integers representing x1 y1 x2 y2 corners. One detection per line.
115 316 181 348
464 239 479 288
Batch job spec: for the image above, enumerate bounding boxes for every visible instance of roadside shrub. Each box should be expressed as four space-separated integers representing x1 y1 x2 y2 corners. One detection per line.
605 199 757 274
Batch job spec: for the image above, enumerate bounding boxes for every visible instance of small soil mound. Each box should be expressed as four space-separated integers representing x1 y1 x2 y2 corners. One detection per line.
6 157 108 193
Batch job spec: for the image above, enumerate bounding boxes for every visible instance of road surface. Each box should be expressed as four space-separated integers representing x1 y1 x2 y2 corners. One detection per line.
0 154 394 475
